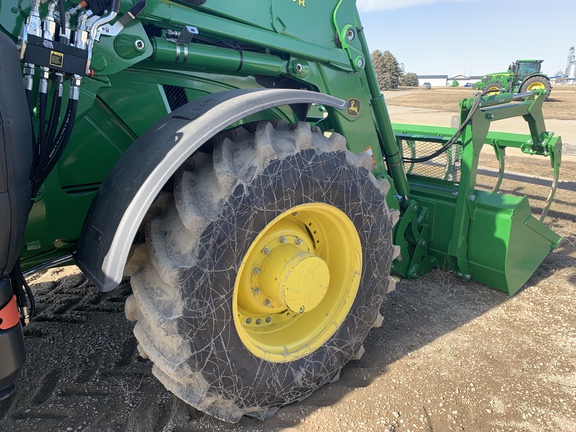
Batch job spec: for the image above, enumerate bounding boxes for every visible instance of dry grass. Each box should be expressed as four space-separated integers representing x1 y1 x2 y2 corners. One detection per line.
386 86 576 120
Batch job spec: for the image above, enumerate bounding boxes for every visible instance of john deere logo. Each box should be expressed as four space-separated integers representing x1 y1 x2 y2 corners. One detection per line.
347 98 361 117
49 51 64 68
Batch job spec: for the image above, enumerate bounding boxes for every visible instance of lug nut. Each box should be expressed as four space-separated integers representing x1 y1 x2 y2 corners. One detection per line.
264 299 272 308
279 236 287 244
295 238 303 245
262 247 270 255
253 267 260 274
252 287 260 296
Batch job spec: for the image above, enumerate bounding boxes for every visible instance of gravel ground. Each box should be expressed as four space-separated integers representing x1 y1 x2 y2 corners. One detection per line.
1 99 574 432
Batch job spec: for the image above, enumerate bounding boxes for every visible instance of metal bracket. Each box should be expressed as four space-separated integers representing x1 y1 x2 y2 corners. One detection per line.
95 0 147 40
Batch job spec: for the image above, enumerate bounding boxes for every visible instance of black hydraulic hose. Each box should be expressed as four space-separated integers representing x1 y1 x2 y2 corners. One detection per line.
38 91 48 160
9 262 34 325
45 76 64 158
28 92 38 180
58 0 67 31
25 89 33 107
402 90 486 164
21 275 36 319
35 98 78 191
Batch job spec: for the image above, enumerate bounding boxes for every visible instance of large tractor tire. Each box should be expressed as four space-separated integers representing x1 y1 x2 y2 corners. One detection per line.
125 120 397 422
520 76 552 100
484 80 504 96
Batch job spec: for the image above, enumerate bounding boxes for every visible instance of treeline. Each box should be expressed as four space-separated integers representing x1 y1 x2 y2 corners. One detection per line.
371 50 419 90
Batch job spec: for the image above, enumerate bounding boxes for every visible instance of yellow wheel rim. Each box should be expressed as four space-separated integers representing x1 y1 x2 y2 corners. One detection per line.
527 81 545 91
486 85 501 96
233 203 362 362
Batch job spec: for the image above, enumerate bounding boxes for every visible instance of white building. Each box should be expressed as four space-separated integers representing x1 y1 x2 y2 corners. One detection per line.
448 75 483 87
417 74 483 87
417 75 448 87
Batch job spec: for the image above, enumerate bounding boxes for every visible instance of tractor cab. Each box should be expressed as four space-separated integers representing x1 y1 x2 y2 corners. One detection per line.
513 60 544 83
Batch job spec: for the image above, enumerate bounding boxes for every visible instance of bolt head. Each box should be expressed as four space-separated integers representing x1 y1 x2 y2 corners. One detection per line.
264 299 272 308
253 267 260 274
279 236 287 244
469 195 476 202
346 28 355 40
299 306 305 313
134 39 145 51
252 287 260 296
295 238 303 245
262 247 270 255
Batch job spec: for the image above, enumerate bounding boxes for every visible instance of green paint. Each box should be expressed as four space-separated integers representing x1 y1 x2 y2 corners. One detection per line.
1 0 561 295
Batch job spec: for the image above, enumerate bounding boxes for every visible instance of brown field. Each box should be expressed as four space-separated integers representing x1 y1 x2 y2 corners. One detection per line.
387 85 576 121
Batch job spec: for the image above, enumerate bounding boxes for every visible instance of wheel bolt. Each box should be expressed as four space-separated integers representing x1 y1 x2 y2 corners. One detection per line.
252 287 260 296
295 238 303 245
253 267 260 274
279 236 287 244
264 299 272 308
262 247 270 255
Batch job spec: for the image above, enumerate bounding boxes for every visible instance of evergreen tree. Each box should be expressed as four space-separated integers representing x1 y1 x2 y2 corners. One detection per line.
371 50 403 90
370 50 387 90
402 72 419 87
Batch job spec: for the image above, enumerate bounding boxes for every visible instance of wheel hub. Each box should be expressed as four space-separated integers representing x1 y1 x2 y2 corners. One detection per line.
259 244 330 313
233 203 362 362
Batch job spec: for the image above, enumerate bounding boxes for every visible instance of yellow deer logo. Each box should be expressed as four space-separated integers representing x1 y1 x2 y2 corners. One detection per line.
347 98 361 118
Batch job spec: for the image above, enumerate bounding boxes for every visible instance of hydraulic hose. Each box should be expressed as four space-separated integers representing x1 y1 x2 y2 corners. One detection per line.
37 91 48 162
58 0 67 31
402 90 485 164
44 74 64 159
34 97 78 192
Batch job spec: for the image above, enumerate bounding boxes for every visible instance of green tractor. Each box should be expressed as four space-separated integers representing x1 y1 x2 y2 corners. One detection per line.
475 59 552 99
0 0 563 423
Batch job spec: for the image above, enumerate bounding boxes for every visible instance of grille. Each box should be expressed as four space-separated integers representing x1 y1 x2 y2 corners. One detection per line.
399 138 460 183
163 85 189 112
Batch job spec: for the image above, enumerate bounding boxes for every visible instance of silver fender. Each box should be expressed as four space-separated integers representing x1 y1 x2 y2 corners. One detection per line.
76 88 345 291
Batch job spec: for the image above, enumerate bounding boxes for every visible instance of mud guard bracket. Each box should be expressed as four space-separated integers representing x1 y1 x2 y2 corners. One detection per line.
76 89 346 291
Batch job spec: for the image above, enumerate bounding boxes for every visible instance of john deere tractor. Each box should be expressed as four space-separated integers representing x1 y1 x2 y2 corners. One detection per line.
475 59 552 99
0 0 563 423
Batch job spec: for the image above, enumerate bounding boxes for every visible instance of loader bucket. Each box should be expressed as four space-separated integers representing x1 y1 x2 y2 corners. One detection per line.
406 184 561 296
466 190 561 295
391 90 563 295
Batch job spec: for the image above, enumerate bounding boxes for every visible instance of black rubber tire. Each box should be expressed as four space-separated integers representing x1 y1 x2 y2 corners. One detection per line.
483 80 504 96
520 76 552 100
125 121 397 422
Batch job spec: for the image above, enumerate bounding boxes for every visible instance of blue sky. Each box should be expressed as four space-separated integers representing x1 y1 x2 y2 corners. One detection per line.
357 0 575 78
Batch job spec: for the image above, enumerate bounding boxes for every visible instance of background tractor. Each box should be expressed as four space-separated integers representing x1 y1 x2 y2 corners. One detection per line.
475 59 552 99
0 0 563 423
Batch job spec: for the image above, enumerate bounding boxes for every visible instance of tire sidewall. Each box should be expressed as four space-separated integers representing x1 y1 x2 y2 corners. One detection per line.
178 146 393 408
